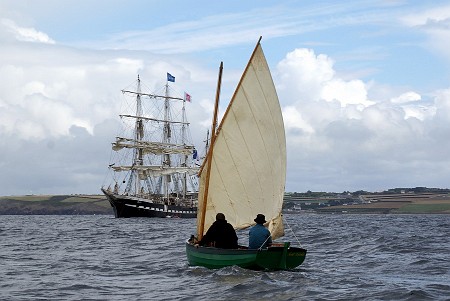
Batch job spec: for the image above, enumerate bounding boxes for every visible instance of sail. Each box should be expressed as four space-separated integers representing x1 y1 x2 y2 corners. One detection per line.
197 42 286 240
111 165 198 176
112 137 195 155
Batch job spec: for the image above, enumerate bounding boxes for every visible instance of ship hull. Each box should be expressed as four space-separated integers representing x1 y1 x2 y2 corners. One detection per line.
186 241 307 270
102 188 197 218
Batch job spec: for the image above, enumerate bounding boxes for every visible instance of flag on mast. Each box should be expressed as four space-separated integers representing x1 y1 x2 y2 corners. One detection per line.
184 92 191 102
167 73 175 82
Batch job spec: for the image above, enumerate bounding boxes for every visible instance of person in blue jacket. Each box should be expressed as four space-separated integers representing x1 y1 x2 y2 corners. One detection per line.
249 214 272 249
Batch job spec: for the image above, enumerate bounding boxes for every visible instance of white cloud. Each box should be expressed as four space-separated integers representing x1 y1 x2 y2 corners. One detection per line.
1 18 55 43
276 47 450 192
282 105 315 135
400 4 450 62
390 91 421 104
401 104 434 121
277 48 334 102
321 79 374 108
400 4 450 27
277 48 374 108
60 3 395 53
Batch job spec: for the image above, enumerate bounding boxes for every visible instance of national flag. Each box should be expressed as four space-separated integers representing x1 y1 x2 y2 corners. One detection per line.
184 92 191 102
167 73 175 82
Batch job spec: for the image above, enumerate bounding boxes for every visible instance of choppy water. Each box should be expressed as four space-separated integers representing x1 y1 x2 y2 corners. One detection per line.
1 214 449 301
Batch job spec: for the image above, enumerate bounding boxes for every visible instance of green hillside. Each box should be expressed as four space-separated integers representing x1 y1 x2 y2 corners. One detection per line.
0 195 112 215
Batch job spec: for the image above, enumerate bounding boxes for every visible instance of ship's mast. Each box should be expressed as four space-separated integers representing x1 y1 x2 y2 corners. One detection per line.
204 129 210 158
163 80 171 202
135 76 144 195
181 97 187 199
124 75 143 196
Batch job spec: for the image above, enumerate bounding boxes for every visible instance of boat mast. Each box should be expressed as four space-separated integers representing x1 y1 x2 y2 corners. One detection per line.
204 130 210 159
163 79 171 202
125 75 143 196
136 76 144 195
181 97 187 200
198 62 223 240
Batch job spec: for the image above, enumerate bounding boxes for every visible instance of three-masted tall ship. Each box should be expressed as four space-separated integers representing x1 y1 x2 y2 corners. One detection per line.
101 74 199 218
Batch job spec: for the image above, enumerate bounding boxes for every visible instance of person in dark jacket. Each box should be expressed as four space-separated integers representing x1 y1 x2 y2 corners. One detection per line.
249 214 272 249
199 213 238 249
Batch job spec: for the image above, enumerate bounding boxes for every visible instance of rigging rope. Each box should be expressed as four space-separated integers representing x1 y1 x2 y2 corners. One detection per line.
283 216 302 246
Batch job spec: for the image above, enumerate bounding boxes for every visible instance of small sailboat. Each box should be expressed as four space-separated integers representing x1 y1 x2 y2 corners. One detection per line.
102 75 199 218
185 38 307 270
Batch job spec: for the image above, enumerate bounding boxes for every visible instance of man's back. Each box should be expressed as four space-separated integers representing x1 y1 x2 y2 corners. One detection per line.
249 224 271 249
201 219 238 249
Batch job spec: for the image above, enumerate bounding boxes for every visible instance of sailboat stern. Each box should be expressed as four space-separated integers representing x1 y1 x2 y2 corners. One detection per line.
185 241 306 270
255 243 307 270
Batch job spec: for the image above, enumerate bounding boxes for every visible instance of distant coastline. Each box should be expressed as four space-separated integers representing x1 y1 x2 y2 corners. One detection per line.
1 188 450 215
284 187 450 214
0 195 112 215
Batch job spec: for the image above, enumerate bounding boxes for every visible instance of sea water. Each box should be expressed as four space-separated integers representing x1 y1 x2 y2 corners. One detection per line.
1 214 449 300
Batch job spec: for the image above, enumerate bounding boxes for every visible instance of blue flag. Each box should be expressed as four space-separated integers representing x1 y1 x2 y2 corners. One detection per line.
167 73 175 82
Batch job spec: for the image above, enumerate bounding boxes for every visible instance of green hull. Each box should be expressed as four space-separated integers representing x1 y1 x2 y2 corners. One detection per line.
185 241 306 270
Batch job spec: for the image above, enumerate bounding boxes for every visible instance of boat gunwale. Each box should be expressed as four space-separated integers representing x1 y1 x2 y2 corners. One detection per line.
185 241 307 270
185 241 258 255
185 240 307 255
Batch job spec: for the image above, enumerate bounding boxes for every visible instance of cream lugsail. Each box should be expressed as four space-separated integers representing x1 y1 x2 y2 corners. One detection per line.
197 42 286 240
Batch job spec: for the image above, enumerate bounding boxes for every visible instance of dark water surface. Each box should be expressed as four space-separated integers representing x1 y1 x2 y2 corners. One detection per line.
1 214 449 300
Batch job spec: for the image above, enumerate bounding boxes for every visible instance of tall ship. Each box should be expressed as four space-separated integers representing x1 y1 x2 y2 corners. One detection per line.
101 74 199 218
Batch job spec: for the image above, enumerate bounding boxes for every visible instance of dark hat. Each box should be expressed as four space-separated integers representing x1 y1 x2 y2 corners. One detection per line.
216 213 225 220
254 214 266 224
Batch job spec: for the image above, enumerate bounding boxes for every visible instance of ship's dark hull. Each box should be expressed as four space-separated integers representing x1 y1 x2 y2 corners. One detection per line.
101 188 197 218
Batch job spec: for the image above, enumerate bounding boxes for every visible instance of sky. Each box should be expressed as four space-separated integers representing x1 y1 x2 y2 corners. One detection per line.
1 0 450 195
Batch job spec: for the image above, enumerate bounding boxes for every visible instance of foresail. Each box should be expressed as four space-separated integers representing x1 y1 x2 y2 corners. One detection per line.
197 42 286 240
